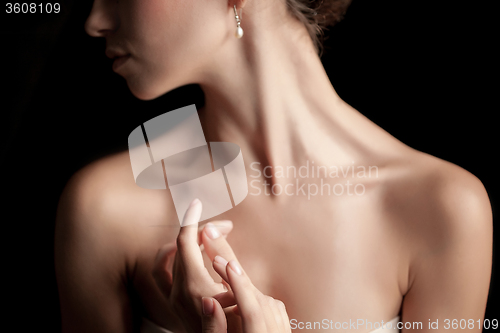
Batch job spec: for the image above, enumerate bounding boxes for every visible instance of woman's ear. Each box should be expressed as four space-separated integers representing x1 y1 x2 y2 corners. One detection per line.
230 0 248 10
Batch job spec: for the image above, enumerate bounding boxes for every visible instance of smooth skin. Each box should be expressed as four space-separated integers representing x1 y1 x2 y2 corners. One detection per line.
55 0 493 332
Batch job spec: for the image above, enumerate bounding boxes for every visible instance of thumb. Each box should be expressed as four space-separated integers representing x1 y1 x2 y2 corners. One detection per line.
202 297 227 333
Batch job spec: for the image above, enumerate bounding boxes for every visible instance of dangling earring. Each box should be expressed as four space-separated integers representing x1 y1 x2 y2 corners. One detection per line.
233 5 244 38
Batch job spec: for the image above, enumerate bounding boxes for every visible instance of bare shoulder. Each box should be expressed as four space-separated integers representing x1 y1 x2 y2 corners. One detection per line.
57 151 138 244
382 150 492 247
54 152 139 332
55 151 147 285
55 150 177 254
56 151 131 244
54 150 179 278
380 149 493 296
55 151 179 331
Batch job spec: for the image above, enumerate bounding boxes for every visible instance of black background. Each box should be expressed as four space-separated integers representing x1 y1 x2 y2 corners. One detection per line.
2 0 498 331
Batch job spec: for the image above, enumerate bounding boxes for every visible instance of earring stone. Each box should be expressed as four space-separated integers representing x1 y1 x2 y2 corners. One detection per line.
235 25 244 38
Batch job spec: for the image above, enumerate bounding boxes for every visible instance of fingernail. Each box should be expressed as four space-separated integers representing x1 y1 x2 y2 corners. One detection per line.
190 198 201 207
214 255 228 266
228 260 242 275
202 297 214 316
205 222 221 239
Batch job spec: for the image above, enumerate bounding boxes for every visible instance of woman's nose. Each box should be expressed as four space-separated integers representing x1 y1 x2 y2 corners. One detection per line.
84 0 118 37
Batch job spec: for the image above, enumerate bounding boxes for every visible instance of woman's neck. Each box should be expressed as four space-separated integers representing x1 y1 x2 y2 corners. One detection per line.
196 5 400 180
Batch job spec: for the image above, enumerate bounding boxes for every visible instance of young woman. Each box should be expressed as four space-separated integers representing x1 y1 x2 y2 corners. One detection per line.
54 0 493 332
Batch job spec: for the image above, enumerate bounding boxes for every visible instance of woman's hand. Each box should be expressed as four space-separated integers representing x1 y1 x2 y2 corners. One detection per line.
152 199 233 333
201 258 291 333
153 198 291 333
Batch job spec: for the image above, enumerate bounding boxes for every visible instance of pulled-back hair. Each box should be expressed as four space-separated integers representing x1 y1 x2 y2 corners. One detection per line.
285 0 352 56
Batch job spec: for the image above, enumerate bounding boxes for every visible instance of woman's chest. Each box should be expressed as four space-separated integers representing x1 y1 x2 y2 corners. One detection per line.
217 207 402 325
136 196 405 332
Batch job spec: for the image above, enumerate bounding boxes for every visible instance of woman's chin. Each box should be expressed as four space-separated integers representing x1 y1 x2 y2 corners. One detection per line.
127 82 164 101
126 75 183 101
131 90 159 101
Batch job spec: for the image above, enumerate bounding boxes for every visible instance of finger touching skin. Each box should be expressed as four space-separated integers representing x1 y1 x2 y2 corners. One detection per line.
208 255 238 308
176 199 212 282
210 256 291 333
225 260 267 332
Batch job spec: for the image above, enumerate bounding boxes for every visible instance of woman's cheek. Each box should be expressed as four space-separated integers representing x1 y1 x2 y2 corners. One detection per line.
131 0 189 36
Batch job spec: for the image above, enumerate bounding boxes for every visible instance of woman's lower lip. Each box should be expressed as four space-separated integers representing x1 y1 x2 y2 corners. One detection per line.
112 54 131 71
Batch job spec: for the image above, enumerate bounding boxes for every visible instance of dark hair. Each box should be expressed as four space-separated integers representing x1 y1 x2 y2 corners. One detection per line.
285 0 352 56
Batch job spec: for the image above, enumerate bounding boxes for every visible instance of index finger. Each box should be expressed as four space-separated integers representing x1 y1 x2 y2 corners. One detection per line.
176 199 213 283
225 260 266 332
